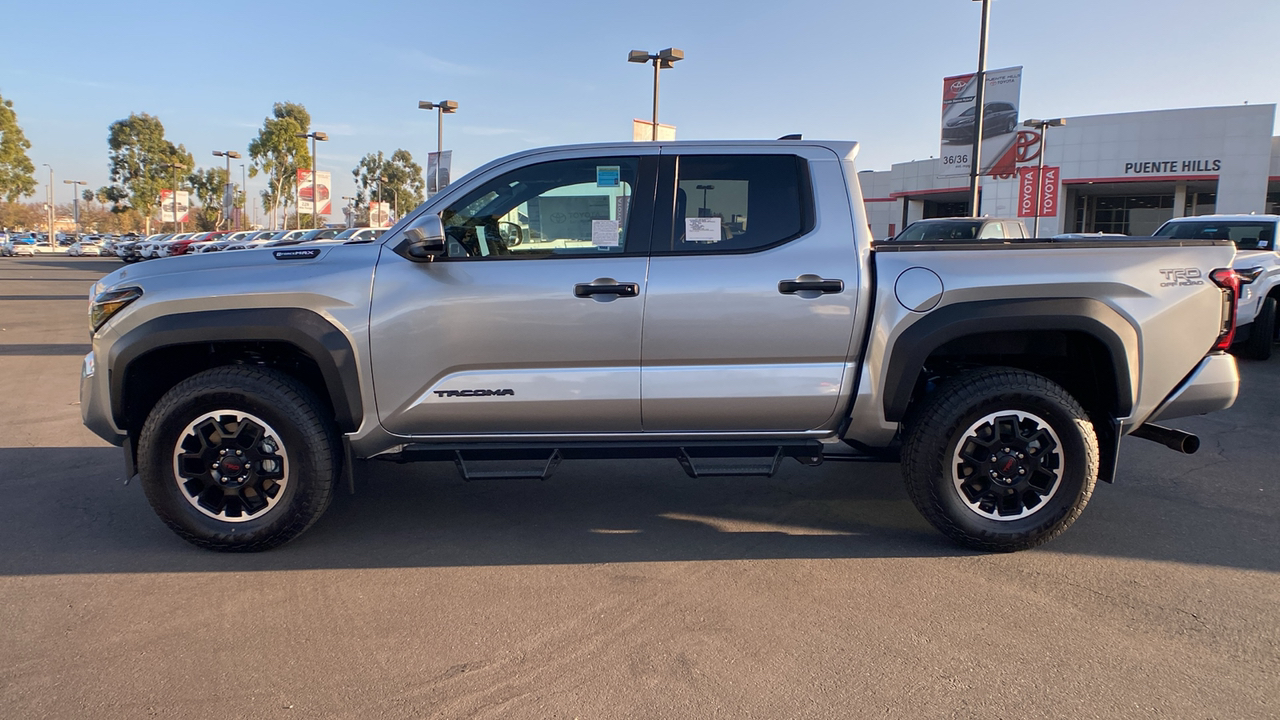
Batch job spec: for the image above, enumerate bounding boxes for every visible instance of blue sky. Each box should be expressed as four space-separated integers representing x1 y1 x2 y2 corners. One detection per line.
4 0 1278 219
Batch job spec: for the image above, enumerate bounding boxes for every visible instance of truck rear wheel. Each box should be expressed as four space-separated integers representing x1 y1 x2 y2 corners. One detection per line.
1240 296 1276 361
136 366 340 552
901 368 1098 552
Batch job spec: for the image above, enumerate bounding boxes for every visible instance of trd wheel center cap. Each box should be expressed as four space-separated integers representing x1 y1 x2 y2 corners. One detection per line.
996 456 1018 477
219 458 245 475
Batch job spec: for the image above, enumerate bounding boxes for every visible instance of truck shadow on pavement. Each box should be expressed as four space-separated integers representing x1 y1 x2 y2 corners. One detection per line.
0 441 1275 576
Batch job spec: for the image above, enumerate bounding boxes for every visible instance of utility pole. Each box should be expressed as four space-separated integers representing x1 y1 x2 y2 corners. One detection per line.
42 164 54 248
968 0 991 217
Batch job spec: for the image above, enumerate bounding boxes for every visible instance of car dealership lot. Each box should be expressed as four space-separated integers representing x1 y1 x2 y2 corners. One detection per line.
0 257 1276 719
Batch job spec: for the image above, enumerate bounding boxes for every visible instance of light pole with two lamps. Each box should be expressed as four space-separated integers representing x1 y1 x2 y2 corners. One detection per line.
163 162 185 233
627 48 684 140
63 179 86 236
212 150 242 230
417 100 458 197
1022 118 1066 237
295 131 328 229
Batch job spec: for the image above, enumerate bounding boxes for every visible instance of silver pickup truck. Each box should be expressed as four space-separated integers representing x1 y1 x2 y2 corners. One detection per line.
80 140 1242 553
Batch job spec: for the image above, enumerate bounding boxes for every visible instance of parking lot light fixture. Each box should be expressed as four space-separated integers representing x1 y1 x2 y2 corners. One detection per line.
295 132 328 228
628 48 684 140
42 164 54 248
212 151 242 229
418 100 459 197
64 179 87 236
163 162 185 232
1022 118 1067 237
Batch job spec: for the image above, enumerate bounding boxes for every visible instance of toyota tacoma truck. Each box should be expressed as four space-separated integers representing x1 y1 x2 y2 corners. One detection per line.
80 140 1242 552
1154 214 1279 360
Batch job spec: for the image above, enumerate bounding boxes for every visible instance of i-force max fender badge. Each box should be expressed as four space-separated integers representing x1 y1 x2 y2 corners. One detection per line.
274 248 322 260
1158 268 1204 287
433 389 515 398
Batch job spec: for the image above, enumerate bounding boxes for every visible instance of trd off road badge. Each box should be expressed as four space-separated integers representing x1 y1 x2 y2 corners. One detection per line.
1158 268 1205 287
433 389 515 398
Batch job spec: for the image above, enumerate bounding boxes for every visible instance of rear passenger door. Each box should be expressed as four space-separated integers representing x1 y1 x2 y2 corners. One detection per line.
639 147 861 432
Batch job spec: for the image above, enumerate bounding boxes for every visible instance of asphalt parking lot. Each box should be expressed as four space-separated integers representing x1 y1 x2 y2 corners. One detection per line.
0 256 1276 719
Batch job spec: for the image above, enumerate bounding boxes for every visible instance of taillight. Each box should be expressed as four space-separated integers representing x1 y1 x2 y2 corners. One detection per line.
1209 268 1240 351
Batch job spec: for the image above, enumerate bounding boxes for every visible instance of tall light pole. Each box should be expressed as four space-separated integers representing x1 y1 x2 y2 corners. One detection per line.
417 100 458 198
379 175 397 221
341 196 355 227
63 179 86 236
1022 118 1066 237
42 164 54 248
968 0 991 217
212 150 242 230
295 131 328 229
628 48 684 140
240 163 248 229
163 162 185 232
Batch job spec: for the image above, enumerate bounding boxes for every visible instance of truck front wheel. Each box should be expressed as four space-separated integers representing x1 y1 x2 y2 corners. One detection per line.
1240 296 1276 361
901 368 1099 552
136 366 340 552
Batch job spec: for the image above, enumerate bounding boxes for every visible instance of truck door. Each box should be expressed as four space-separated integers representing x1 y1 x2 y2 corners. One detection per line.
369 153 657 436
640 148 860 432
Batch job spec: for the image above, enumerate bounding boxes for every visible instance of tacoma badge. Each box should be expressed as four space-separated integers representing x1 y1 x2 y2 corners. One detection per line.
433 389 515 398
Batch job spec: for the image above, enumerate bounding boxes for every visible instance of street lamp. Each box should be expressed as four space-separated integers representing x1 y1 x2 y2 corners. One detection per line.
379 175 398 221
628 48 684 141
696 184 715 214
417 100 458 198
341 196 355 227
42 164 54 248
968 0 991 217
1022 118 1066 237
212 150 242 230
163 162 185 232
240 163 248 230
63 179 87 236
295 132 328 229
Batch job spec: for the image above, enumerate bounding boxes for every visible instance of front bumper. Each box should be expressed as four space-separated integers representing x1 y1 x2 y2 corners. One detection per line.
1146 353 1239 423
80 350 127 447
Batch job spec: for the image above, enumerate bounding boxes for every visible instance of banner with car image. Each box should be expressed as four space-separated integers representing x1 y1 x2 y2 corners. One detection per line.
296 169 332 216
938 66 1022 177
158 190 190 223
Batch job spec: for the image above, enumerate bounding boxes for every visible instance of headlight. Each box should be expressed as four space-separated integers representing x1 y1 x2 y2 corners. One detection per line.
90 286 143 332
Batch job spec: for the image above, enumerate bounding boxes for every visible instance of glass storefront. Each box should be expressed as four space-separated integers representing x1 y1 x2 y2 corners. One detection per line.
1073 195 1174 235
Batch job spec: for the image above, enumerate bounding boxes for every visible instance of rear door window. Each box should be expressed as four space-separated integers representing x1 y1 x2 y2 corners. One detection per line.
657 154 811 253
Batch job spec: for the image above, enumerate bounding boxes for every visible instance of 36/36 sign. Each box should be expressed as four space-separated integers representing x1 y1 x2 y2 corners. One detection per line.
1017 166 1059 218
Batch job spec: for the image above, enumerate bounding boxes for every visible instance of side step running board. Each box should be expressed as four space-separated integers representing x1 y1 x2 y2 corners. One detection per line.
453 449 562 481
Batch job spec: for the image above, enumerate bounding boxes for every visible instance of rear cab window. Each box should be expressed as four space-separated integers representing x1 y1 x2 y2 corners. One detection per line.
1154 220 1276 251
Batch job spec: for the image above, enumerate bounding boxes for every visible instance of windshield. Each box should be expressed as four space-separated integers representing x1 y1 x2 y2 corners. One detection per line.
893 220 984 242
1153 220 1275 251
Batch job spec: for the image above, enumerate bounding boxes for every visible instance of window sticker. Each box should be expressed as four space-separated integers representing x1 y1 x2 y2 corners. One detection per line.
1260 240 1269 249
591 219 619 247
596 166 620 188
685 216 722 243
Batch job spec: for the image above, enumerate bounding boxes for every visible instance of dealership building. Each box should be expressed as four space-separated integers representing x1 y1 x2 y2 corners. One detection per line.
857 103 1280 239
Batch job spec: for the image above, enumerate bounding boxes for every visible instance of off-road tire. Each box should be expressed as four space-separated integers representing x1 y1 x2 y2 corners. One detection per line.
1241 296 1276 361
901 367 1098 552
137 366 340 552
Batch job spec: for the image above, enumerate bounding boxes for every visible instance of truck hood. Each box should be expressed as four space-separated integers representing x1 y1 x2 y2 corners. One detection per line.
93 242 378 297
1232 248 1274 268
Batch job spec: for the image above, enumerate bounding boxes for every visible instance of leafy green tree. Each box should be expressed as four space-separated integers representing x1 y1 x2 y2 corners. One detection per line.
247 102 311 230
187 166 230 231
351 149 425 222
104 113 193 233
0 93 37 202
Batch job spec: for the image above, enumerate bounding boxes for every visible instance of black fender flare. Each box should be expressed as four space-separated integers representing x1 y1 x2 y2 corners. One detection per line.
108 308 363 432
882 298 1139 422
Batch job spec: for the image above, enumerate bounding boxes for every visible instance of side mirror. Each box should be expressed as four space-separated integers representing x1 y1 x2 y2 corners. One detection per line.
393 215 446 262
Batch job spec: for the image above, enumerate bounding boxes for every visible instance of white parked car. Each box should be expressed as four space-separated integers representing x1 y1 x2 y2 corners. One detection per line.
221 230 282 251
1153 214 1280 360
67 240 104 256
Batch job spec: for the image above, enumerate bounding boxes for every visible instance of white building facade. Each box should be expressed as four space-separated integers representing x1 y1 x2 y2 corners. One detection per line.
859 104 1280 239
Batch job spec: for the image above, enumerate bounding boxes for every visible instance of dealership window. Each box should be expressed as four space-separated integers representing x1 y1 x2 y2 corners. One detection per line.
1268 190 1280 215
441 157 639 258
662 154 810 253
1075 194 1174 235
1185 192 1216 217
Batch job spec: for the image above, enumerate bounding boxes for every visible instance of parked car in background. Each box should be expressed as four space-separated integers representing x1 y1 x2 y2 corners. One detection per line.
5 236 38 256
1051 233 1130 239
221 230 280 251
1154 214 1280 360
889 217 1030 242
324 227 388 244
193 230 253 253
67 239 104 256
258 229 316 247
178 232 229 255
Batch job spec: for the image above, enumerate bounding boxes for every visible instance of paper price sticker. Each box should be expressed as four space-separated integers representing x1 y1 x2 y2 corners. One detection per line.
591 219 619 247
685 216 721 243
